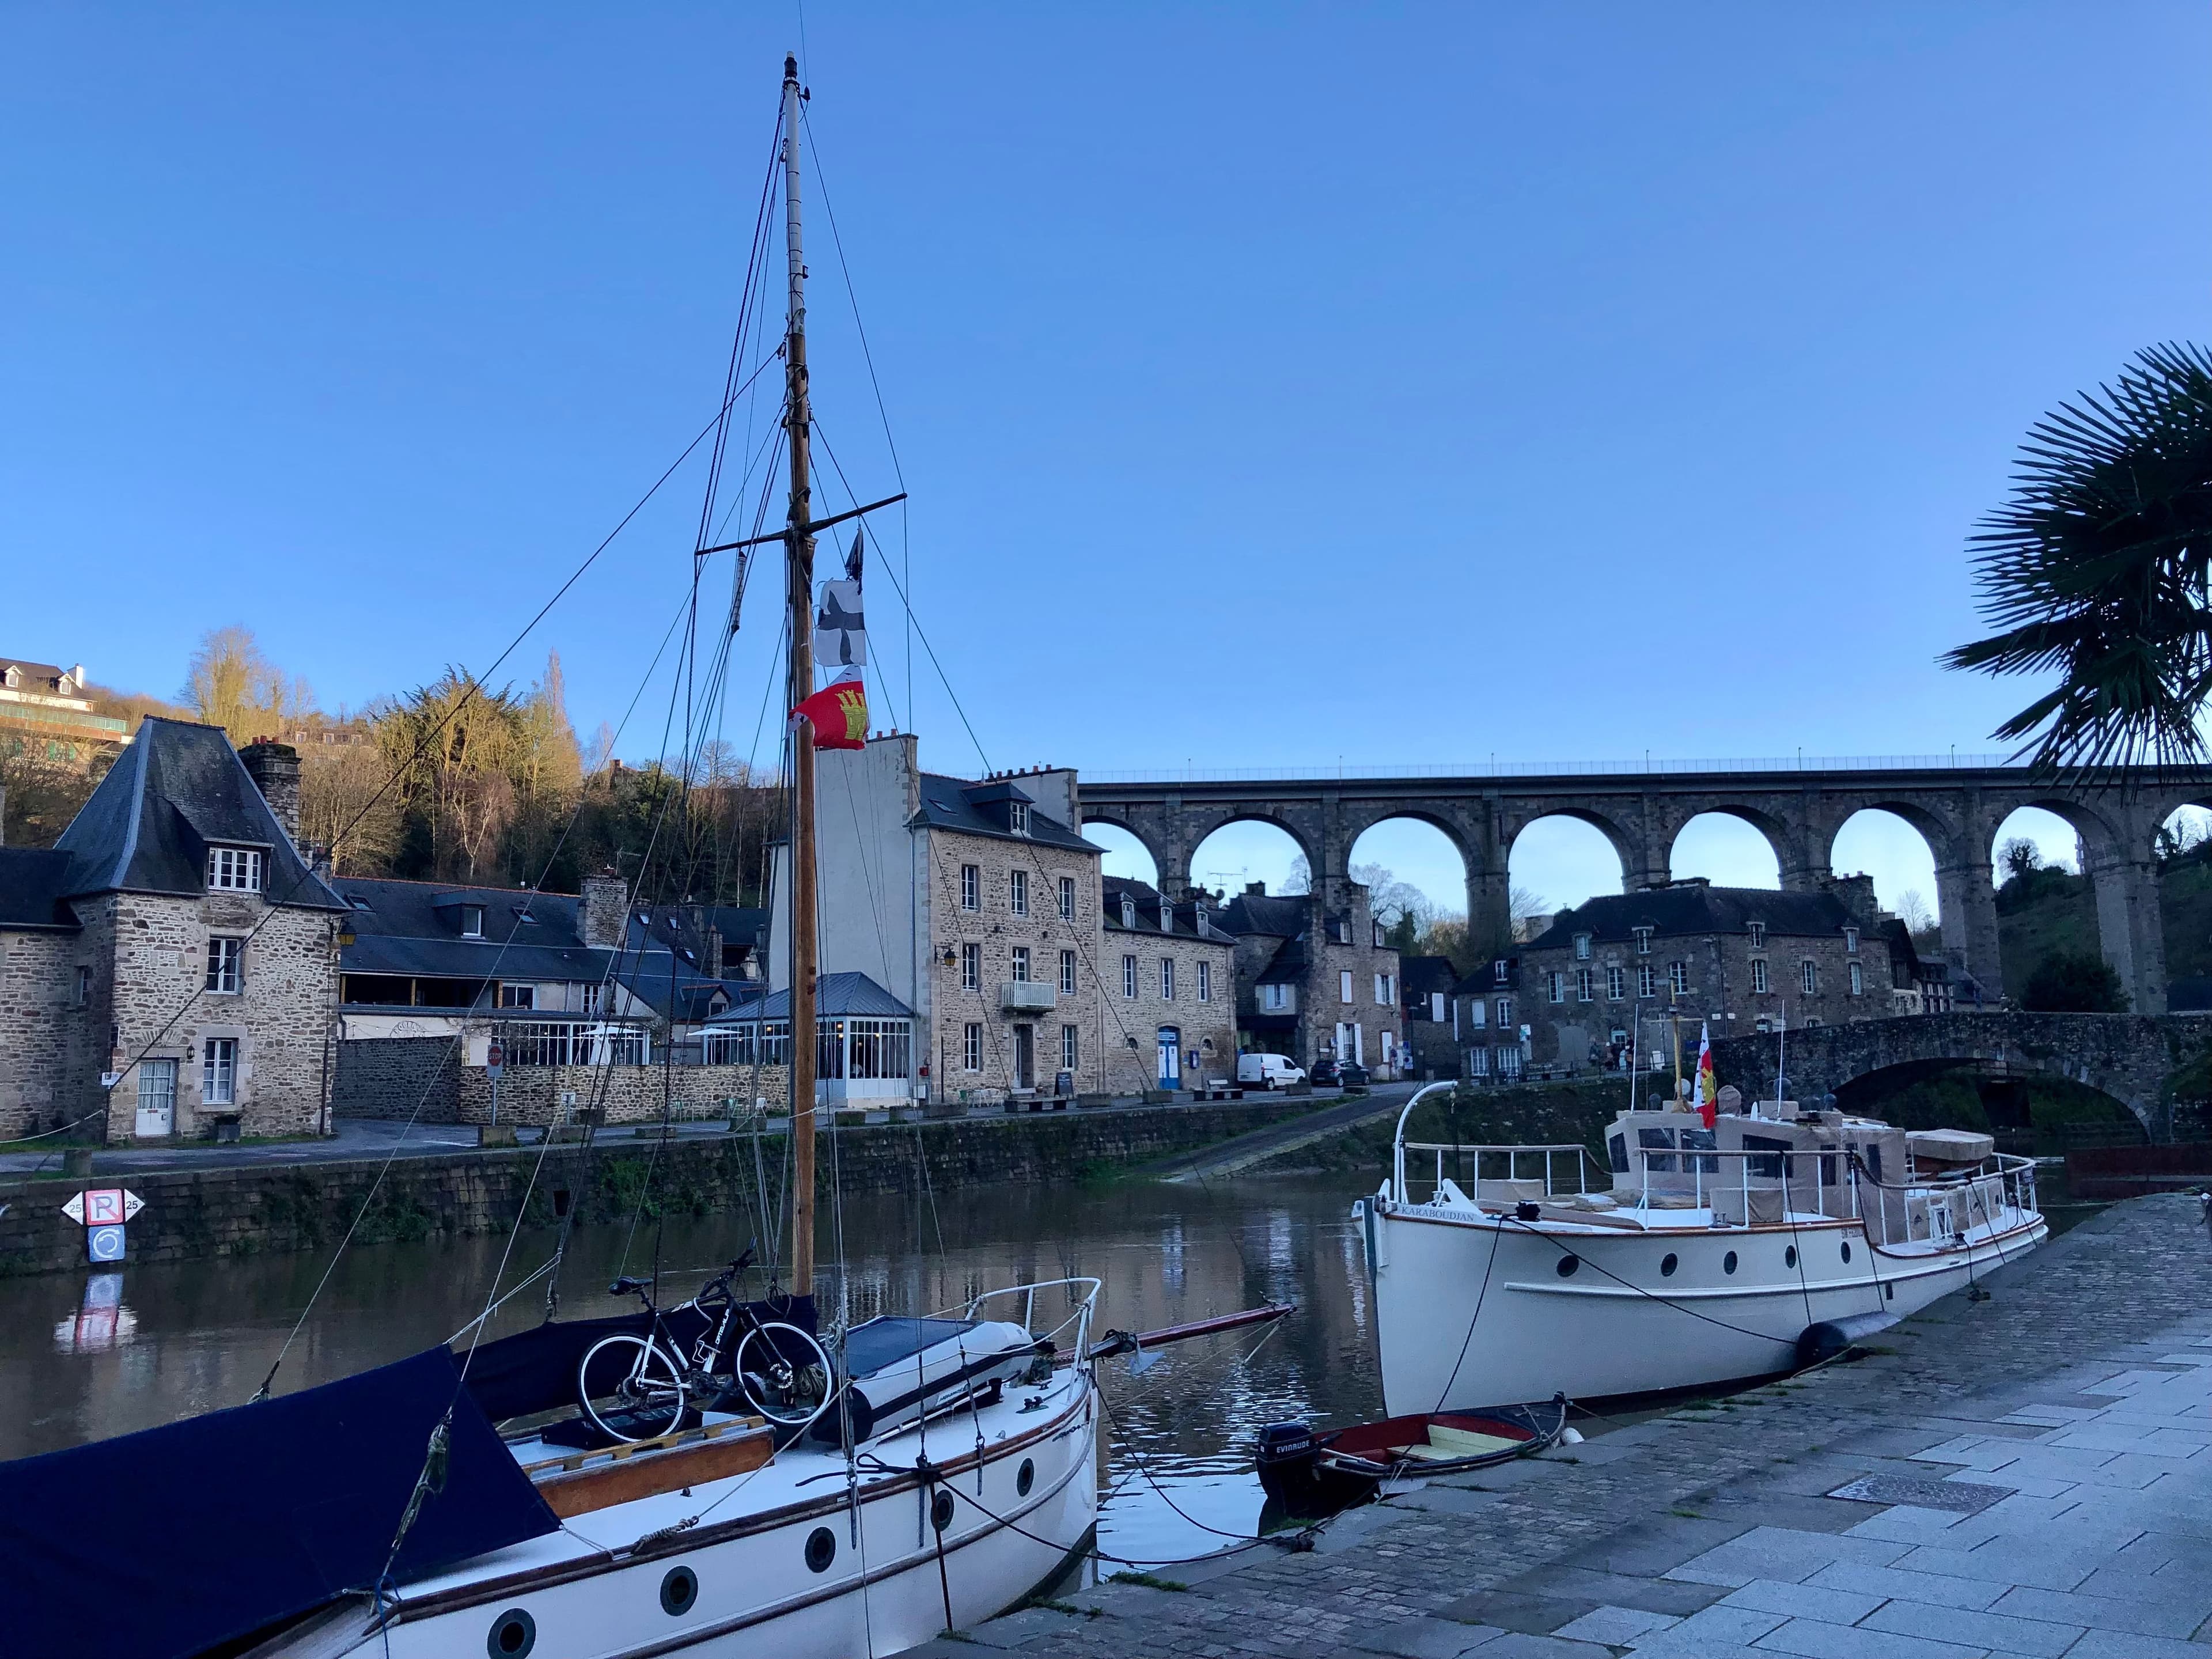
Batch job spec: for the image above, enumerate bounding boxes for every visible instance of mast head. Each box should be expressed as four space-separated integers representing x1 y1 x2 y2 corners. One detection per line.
785 53 798 83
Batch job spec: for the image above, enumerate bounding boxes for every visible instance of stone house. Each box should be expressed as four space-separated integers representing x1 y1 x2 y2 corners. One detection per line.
1452 953 1527 1082
1100 876 1239 1090
1215 877 1405 1078
766 736 1107 1103
0 718 347 1142
1510 878 1899 1078
1396 953 1461 1079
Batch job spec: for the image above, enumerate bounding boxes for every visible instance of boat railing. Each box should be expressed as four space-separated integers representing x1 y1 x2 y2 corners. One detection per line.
1615 1145 2038 1242
1854 1150 2039 1249
951 1275 1101 1363
1397 1142 1599 1205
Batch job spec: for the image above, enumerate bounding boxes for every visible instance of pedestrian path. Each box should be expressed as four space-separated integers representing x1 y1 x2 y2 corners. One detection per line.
919 1194 2212 1659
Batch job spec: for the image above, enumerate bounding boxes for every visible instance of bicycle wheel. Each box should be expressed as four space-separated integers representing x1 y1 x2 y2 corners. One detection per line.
733 1322 834 1427
577 1332 688 1442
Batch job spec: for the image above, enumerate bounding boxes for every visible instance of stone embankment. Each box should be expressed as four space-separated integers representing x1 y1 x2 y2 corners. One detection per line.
930 1193 2212 1659
0 1100 1307 1277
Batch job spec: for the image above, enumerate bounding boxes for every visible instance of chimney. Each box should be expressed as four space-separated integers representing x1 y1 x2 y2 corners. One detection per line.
1244 881 1266 897
705 925 724 979
70 664 85 688
581 868 628 949
238 739 302 847
1826 873 1880 927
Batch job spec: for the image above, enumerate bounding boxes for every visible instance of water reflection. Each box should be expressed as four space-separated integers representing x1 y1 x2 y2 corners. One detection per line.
0 1175 1383 1565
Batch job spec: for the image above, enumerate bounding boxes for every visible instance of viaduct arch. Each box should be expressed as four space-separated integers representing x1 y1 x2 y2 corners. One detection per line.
1078 760 2212 1014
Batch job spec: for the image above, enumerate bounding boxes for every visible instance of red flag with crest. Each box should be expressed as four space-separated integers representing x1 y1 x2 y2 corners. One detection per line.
793 674 868 751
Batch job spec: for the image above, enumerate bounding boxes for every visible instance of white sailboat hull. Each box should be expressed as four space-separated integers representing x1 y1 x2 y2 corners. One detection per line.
1359 1199 2045 1412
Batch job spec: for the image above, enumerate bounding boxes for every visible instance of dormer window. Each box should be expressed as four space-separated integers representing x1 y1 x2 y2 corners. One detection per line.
1121 895 1135 929
1844 927 1859 955
206 847 263 892
1493 959 1509 984
1748 922 1766 949
461 905 485 938
2 666 17 688
1373 919 1387 948
1009 801 1030 835
1194 903 1207 934
1574 934 1592 960
347 895 372 911
1634 926 1653 956
1160 902 1172 933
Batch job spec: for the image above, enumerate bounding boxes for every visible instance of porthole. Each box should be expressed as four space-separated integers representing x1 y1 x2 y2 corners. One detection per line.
1555 1253 1581 1279
487 1609 536 1658
805 1526 836 1573
1017 1458 1035 1497
1841 1241 1853 1264
1722 1251 1738 1276
1784 1245 1798 1270
1659 1253 1678 1278
660 1565 698 1617
931 1490 956 1533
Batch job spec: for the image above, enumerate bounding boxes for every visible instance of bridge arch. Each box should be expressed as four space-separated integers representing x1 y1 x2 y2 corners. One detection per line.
1077 812 1169 887
1183 811 1318 899
1079 819 1160 885
1668 808 1787 889
1344 810 1478 935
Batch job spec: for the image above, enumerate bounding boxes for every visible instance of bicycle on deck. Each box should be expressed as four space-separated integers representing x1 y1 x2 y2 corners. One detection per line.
577 1247 833 1442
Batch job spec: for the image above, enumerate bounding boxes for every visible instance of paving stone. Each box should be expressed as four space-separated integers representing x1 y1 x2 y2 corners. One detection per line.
1990 1584 2210 1639
1555 1516 1753 1579
1840 1504 1976 1545
1497 1566 1728 1618
1387 1486 1507 1517
1431 1592 1593 1637
1615 1603 1787 1656
1894 1542 2103 1592
1801 1560 2004 1611
1857 1598 2085 1657
1664 1524 1908 1588
1751 1615 1990 1659
1349 1616 1505 1657
1550 1604 1677 1645
2060 1634 2212 1659
1717 1578 1885 1624
1698 1494 1886 1535
1462 1634 1613 1659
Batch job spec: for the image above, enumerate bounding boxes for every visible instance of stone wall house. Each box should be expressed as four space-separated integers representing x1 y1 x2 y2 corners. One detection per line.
1396 954 1461 1079
1100 876 1239 1091
1215 878 1405 1078
1452 954 1527 1082
331 872 758 1121
766 736 1107 1104
0 719 349 1142
1511 878 1899 1080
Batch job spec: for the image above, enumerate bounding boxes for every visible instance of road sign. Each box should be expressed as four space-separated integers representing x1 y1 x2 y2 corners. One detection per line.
62 1188 143 1226
486 1040 505 1082
86 1225 126 1264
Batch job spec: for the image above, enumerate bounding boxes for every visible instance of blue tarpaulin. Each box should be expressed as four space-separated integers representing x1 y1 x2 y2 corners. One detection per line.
0 1347 558 1659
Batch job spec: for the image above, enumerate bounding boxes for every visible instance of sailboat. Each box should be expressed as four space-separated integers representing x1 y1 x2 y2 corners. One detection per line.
0 58 1115 1659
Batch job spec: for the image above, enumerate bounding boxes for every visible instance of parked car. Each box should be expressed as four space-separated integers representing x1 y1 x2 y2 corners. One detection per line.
1308 1056 1339 1086
1237 1054 1306 1090
1336 1062 1371 1088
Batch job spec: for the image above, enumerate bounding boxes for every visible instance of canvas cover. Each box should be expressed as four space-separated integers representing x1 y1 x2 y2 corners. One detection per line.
0 1347 558 1659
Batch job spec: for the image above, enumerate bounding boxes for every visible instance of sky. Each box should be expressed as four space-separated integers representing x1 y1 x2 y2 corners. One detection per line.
5 5 2207 921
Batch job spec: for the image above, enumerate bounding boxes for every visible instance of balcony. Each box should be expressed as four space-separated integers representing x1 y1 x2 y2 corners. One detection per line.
999 982 1057 1013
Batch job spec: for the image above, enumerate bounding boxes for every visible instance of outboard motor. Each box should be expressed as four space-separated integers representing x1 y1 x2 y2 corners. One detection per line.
1255 1421 1321 1503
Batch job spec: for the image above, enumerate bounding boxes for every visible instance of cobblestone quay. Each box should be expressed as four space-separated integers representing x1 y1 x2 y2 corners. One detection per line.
935 1194 2212 1659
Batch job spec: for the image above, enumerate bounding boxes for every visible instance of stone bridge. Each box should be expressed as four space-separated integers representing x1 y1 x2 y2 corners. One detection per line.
1707 1010 2212 1140
1077 759 2212 1014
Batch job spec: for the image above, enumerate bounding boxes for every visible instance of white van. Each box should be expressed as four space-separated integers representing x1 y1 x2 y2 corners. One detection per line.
1237 1054 1305 1090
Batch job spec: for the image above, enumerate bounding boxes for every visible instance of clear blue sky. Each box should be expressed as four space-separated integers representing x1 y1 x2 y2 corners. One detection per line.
5 6 2206 916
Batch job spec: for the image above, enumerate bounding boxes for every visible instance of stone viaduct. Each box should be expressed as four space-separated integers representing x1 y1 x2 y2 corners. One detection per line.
1077 760 2212 1016
1708 1010 2212 1141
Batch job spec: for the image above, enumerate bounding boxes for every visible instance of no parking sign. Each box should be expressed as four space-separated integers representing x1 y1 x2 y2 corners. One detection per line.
62 1188 143 1264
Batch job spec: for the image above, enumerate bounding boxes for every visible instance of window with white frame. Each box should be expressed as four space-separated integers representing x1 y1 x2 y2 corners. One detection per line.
1802 959 1818 995
206 846 263 893
460 904 485 939
75 965 92 1006
1161 959 1175 999
960 865 979 911
581 982 603 1016
1576 967 1594 1002
1122 955 1138 998
1497 1045 1523 1079
1194 902 1207 934
1844 927 1859 955
1638 963 1656 999
1009 801 1030 835
1009 870 1028 916
1058 876 1075 921
205 937 244 994
1850 960 1865 995
1430 991 1446 1021
1061 1024 1079 1070
1059 949 1077 994
1374 973 1390 1005
1467 997 1486 1029
1120 895 1135 929
1606 965 1624 1000
1668 961 1688 995
961 942 980 990
1493 960 1510 984
1198 961 1212 1002
1748 922 1766 949
1160 901 1172 933
1751 957 1770 994
1467 1045 1490 1076
1373 919 1386 948
1574 934 1591 960
202 1037 238 1105
1010 946 1031 983
1262 982 1293 1011
1496 997 1513 1028
1339 970 1354 1003
963 1023 982 1070
1548 971 1565 1003
1334 917 1352 945
500 983 535 1009
1633 925 1653 955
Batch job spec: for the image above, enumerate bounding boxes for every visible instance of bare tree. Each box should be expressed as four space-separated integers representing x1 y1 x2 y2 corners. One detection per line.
1894 888 1937 935
182 626 310 746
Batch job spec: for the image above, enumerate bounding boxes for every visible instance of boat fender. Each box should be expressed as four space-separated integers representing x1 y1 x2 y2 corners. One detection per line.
1557 1426 1584 1446
1796 1309 1900 1368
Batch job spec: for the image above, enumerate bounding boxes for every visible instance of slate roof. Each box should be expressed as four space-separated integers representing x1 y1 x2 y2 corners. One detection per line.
1101 876 1229 942
333 875 749 1020
1212 891 1310 940
633 904 768 972
1453 956 1520 997
1399 955 1459 1001
912 773 1094 853
0 849 84 930
52 718 346 910
1 657 74 694
708 972 914 1022
1525 884 1856 950
1252 935 1308 986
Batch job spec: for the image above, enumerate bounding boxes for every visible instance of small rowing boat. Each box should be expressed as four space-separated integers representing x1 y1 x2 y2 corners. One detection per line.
1255 1398 1570 1513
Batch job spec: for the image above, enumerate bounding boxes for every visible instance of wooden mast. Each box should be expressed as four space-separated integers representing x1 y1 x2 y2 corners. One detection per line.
782 52 819 1302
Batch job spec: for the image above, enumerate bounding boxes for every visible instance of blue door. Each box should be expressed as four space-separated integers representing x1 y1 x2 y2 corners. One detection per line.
1157 1027 1181 1086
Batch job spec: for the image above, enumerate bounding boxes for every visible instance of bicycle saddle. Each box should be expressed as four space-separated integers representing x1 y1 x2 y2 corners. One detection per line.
608 1276 648 1296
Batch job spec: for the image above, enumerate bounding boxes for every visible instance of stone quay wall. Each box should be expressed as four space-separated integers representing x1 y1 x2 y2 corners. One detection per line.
331 1039 792 1126
0 1099 1306 1277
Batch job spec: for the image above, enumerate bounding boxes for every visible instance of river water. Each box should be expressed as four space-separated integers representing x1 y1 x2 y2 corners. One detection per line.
0 1173 1387 1567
